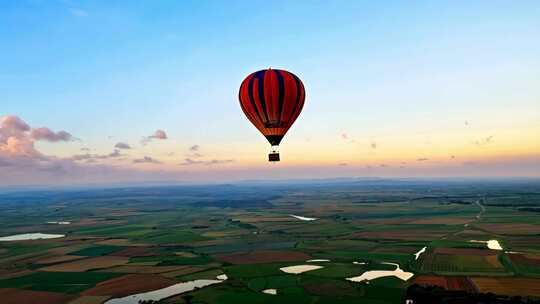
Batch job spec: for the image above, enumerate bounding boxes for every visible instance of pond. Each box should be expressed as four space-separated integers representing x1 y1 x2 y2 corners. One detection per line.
105 274 227 304
470 239 503 250
414 246 427 260
0 233 65 241
280 264 323 274
290 214 317 221
346 262 414 282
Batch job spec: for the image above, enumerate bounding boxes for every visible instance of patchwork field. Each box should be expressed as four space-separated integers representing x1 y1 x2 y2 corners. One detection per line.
0 180 539 303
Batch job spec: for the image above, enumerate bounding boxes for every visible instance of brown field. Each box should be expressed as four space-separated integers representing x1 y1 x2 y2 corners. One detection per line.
216 250 311 264
189 239 236 247
506 237 540 250
0 288 75 304
98 265 192 274
35 255 86 264
475 223 540 235
510 254 540 267
471 277 540 297
160 266 206 278
66 296 111 304
0 269 34 279
412 275 477 293
109 247 156 257
434 248 497 256
351 230 447 241
95 239 139 246
48 245 91 255
0 251 53 266
82 274 176 297
485 255 504 268
457 229 489 236
408 217 472 225
371 246 420 254
39 256 129 272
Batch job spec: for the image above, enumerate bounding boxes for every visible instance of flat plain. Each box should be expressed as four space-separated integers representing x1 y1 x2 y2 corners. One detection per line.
1 179 539 303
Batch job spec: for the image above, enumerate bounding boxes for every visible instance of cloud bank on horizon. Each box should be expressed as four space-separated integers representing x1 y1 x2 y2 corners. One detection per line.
0 114 538 186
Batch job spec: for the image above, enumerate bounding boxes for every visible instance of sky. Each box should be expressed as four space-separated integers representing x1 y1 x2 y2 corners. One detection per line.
1 1 539 186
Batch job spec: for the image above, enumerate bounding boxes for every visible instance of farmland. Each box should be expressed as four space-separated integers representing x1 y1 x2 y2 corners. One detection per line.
0 179 540 303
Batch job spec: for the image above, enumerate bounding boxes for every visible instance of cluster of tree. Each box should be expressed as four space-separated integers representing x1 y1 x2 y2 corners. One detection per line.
406 284 540 304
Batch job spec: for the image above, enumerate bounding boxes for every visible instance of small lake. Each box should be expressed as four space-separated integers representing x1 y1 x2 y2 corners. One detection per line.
262 289 277 295
290 214 317 221
306 259 330 262
414 246 427 260
470 239 503 250
105 275 227 304
0 233 65 241
280 265 323 274
347 262 414 283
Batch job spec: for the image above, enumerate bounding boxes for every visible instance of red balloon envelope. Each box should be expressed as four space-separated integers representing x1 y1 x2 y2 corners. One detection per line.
238 68 305 161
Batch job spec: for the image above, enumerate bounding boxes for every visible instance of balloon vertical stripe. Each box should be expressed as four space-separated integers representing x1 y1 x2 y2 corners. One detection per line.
239 68 305 146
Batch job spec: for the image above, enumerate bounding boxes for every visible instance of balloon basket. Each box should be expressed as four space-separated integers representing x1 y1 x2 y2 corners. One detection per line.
268 152 280 162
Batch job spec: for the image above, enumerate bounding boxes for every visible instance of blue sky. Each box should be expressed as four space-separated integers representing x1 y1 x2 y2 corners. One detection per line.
1 1 539 185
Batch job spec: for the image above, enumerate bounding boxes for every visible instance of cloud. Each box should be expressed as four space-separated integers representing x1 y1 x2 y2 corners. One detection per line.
416 158 429 161
340 133 356 143
133 156 162 164
370 142 377 149
31 128 73 142
71 149 125 163
1 116 30 132
114 142 131 150
473 135 494 146
1 115 74 158
141 130 168 145
151 130 167 140
81 147 91 152
185 145 203 158
207 159 235 165
180 158 234 166
180 158 202 166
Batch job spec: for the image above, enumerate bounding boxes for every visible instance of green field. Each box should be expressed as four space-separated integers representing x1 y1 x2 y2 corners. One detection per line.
0 271 121 293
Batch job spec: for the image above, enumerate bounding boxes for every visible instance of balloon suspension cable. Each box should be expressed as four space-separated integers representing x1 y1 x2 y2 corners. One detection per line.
268 145 280 162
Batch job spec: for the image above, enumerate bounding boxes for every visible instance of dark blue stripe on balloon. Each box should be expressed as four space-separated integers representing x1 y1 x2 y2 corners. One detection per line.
256 70 270 123
247 75 265 124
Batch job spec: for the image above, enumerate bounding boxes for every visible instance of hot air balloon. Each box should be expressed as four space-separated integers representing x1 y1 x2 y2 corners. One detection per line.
239 68 305 162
